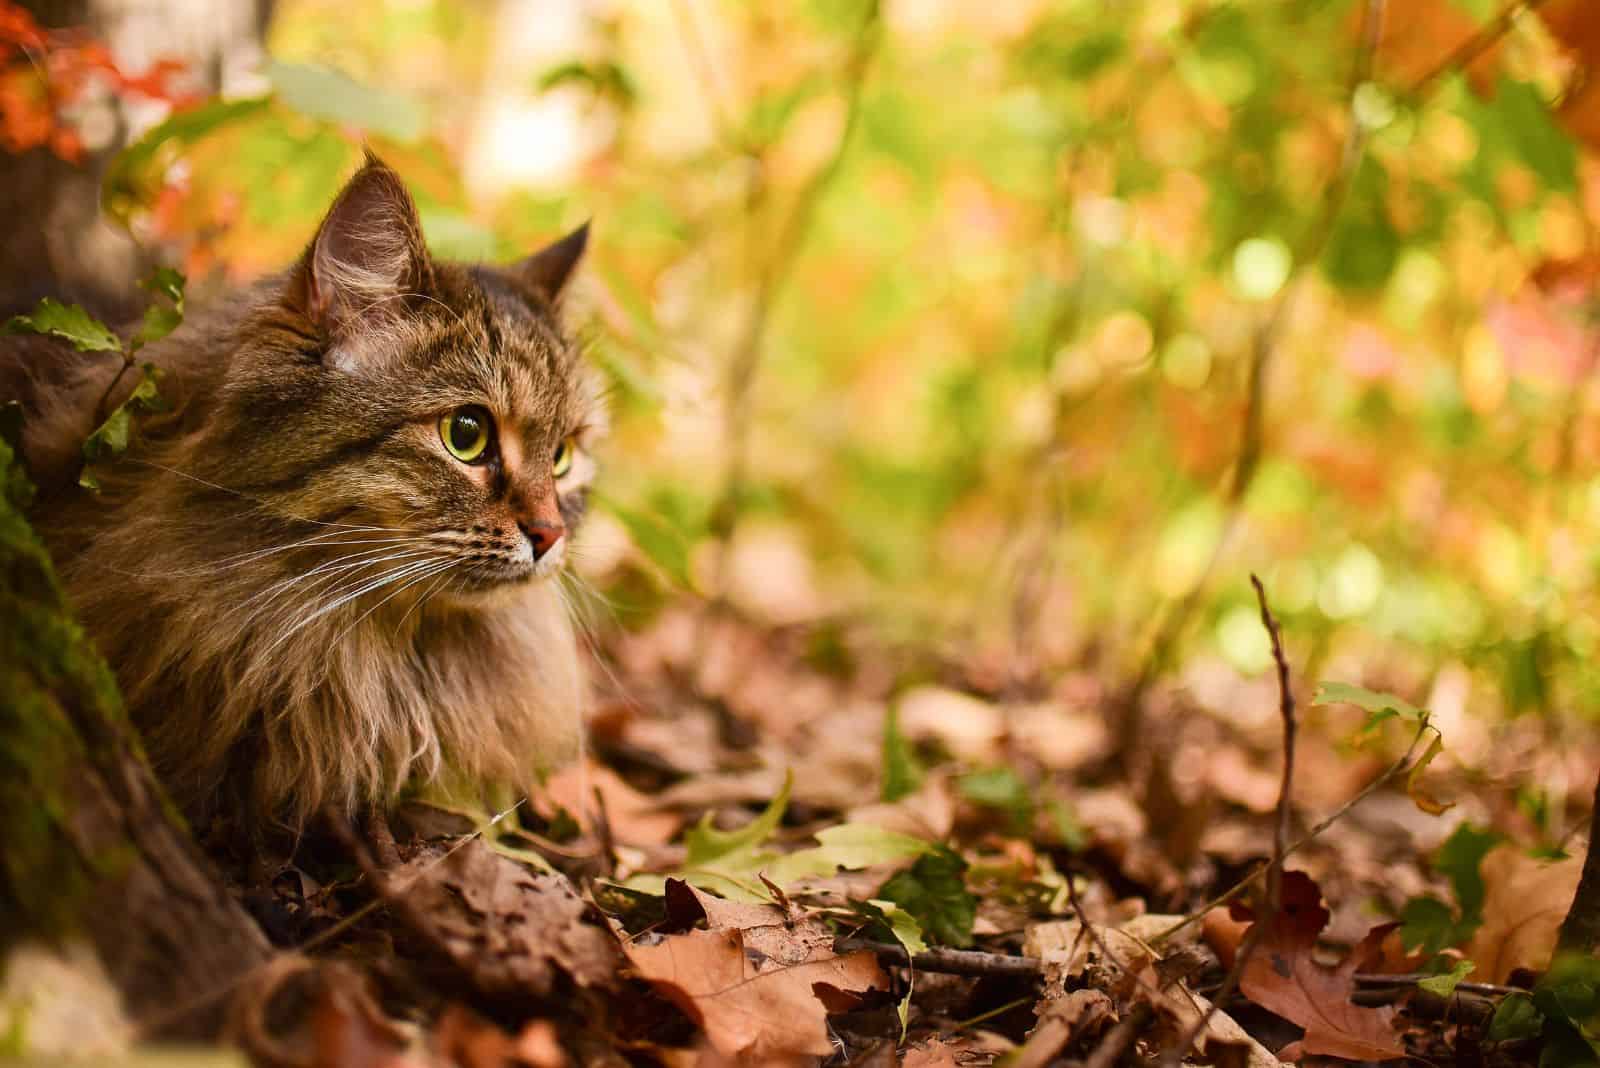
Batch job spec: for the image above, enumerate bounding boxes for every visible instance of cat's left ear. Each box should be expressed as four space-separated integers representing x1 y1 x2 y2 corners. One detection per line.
289 152 435 339
513 222 589 306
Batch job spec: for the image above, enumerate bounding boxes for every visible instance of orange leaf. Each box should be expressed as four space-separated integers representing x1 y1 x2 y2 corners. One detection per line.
624 925 886 1059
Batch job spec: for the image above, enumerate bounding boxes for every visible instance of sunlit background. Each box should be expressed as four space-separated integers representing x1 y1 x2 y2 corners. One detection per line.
17 0 1600 827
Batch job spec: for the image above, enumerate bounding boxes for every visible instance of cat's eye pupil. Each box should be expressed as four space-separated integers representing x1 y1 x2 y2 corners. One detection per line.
450 413 481 452
440 406 491 463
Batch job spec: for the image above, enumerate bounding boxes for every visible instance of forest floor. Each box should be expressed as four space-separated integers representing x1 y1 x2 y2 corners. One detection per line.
130 587 1600 1068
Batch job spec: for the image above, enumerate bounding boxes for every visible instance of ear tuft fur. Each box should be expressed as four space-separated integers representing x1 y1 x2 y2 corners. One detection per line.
291 153 434 338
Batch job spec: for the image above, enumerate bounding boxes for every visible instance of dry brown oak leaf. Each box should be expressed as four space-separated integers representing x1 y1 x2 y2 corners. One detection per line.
623 878 888 1059
1232 871 1406 1062
1466 843 1584 984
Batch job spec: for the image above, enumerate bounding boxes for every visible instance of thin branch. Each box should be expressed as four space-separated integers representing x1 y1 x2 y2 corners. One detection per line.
1115 0 1386 762
1353 972 1525 999
834 937 1042 979
1084 1003 1153 1068
1164 575 1297 1065
1154 715 1433 947
1406 0 1553 100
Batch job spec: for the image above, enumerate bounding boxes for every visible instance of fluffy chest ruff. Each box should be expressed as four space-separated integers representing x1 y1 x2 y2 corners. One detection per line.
65 528 586 825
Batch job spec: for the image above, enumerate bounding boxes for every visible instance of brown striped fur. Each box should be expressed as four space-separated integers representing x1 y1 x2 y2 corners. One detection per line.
3 156 603 826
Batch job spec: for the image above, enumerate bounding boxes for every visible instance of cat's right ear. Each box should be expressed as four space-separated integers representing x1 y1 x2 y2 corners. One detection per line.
286 153 434 344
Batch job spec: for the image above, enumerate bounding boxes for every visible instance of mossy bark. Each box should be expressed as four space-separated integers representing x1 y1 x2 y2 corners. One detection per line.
0 437 268 1038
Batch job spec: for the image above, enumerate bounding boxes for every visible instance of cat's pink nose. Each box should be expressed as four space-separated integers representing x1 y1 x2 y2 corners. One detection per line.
520 520 565 560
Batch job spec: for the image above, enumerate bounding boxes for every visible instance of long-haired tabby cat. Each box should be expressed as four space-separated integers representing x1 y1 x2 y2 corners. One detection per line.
3 154 601 827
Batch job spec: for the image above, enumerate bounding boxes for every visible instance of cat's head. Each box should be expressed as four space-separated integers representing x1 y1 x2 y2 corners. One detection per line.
197 153 603 592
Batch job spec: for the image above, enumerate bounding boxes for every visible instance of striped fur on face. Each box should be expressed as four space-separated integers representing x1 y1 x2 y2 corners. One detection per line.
12 156 604 825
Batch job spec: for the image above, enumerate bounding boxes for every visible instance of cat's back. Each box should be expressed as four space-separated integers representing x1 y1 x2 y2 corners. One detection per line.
0 331 115 493
2 284 263 494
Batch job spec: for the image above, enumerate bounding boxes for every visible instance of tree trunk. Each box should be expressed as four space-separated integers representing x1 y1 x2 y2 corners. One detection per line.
0 436 269 1039
1557 770 1600 957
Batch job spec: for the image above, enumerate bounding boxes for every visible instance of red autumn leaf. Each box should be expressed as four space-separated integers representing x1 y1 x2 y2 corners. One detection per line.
1231 871 1406 1062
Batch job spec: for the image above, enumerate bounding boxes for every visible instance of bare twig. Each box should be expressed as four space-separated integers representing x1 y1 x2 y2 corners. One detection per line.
91 352 136 427
1163 576 1297 1065
1353 972 1525 999
1153 716 1433 946
1114 0 1387 761
1406 0 1553 99
1084 1003 1153 1068
834 937 1042 979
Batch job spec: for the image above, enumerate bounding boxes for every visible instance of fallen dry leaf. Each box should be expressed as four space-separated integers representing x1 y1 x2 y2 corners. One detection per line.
1233 871 1405 1062
1465 843 1583 983
377 839 621 1001
623 925 887 1059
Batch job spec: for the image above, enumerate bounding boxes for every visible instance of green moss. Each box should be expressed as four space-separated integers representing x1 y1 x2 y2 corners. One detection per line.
0 437 145 941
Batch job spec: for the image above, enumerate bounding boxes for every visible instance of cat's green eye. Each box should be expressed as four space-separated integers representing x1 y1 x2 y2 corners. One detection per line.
440 406 492 463
552 436 576 478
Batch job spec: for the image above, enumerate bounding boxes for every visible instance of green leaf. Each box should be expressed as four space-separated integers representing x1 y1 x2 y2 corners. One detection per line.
1535 953 1600 1032
141 266 185 306
754 822 933 886
596 493 693 589
131 268 186 351
1418 959 1475 998
1312 681 1426 721
958 767 1033 831
79 363 163 489
1434 823 1503 925
3 298 121 353
1050 800 1088 852
537 59 638 107
103 96 272 221
856 898 924 1043
1400 895 1460 956
1488 993 1543 1043
684 771 792 868
882 703 923 802
266 60 427 143
877 847 976 948
1491 80 1578 194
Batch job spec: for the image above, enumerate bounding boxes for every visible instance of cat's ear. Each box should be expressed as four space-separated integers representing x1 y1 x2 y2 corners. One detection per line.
289 152 434 338
513 221 589 305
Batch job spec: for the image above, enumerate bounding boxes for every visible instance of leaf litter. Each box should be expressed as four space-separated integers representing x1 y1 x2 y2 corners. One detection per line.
125 588 1598 1066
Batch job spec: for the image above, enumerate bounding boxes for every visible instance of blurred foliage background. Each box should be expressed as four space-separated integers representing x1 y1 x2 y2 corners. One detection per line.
9 0 1600 813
